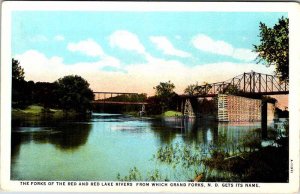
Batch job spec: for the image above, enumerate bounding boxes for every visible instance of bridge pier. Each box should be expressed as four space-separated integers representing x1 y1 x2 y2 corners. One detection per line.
182 99 195 117
261 101 268 139
139 104 146 117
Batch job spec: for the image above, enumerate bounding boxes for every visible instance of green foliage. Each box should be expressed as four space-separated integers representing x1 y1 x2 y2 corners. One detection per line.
155 143 204 170
55 75 94 112
185 82 213 96
154 80 175 97
118 168 168 182
153 81 176 113
12 59 33 107
11 59 94 114
184 82 199 95
253 17 289 82
146 96 162 115
146 169 164 181
163 110 182 117
117 167 142 181
33 82 59 108
117 126 288 182
12 58 25 81
283 120 289 136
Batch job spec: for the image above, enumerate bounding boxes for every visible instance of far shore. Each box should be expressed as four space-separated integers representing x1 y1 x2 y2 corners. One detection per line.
12 105 187 120
12 105 85 119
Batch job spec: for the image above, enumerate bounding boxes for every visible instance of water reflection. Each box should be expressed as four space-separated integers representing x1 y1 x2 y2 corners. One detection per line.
11 122 92 157
150 118 256 145
11 113 273 181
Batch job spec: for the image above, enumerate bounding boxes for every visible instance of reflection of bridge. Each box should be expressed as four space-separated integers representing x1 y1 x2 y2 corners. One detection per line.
181 71 289 98
93 92 147 105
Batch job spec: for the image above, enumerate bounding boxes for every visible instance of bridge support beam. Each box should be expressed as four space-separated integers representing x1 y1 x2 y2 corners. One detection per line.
261 101 268 139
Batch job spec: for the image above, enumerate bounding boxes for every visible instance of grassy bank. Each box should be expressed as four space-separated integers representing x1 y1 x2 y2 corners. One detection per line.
12 105 79 119
124 110 183 118
162 110 182 117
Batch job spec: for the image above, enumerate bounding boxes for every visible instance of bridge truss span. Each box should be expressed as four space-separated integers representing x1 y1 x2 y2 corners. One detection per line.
93 92 147 105
194 71 288 97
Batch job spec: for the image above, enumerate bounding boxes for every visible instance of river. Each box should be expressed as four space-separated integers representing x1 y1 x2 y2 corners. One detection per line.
11 113 282 181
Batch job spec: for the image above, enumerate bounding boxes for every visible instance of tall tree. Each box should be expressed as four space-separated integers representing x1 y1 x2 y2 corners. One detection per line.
253 17 289 82
153 81 176 113
12 58 25 81
55 75 94 112
12 59 33 107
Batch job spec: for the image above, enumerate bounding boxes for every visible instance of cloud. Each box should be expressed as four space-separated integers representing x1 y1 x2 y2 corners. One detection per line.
192 34 257 62
232 48 258 62
149 36 191 58
14 50 66 81
67 39 105 57
14 49 274 96
14 50 122 82
109 30 146 54
54 35 65 41
192 34 233 56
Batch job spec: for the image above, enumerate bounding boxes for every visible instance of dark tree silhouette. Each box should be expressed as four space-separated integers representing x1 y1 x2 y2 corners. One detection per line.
33 82 59 108
12 58 25 81
12 59 34 107
153 81 176 113
55 75 94 112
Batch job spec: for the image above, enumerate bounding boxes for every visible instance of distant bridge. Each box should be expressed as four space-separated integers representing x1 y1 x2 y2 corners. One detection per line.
93 92 147 105
181 71 289 98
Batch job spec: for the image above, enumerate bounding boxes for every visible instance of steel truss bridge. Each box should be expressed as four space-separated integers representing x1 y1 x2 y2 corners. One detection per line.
182 71 289 98
93 92 147 105
93 72 288 104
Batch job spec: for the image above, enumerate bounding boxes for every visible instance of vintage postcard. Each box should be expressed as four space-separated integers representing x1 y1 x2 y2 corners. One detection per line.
1 1 299 193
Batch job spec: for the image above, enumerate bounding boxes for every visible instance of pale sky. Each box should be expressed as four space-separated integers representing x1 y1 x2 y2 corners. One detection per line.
12 11 287 96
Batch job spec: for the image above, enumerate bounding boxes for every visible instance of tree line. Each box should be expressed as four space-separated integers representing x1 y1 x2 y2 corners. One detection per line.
12 59 94 113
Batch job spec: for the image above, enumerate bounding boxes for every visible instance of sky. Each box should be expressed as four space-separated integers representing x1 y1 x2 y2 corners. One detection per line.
12 11 287 96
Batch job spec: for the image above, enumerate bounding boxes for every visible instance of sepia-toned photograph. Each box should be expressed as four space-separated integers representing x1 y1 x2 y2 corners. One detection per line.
1 1 299 193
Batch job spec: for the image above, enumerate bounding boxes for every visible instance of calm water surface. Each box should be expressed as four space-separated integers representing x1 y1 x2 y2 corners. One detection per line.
11 113 271 181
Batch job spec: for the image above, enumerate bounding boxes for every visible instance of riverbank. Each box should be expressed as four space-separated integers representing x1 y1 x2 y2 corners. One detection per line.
162 110 182 117
13 107 183 119
125 110 183 118
203 138 289 182
12 105 82 119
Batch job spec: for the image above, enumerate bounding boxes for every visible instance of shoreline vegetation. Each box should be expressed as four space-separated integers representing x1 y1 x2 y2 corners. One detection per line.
125 110 183 118
12 105 184 119
12 105 82 119
117 125 289 182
